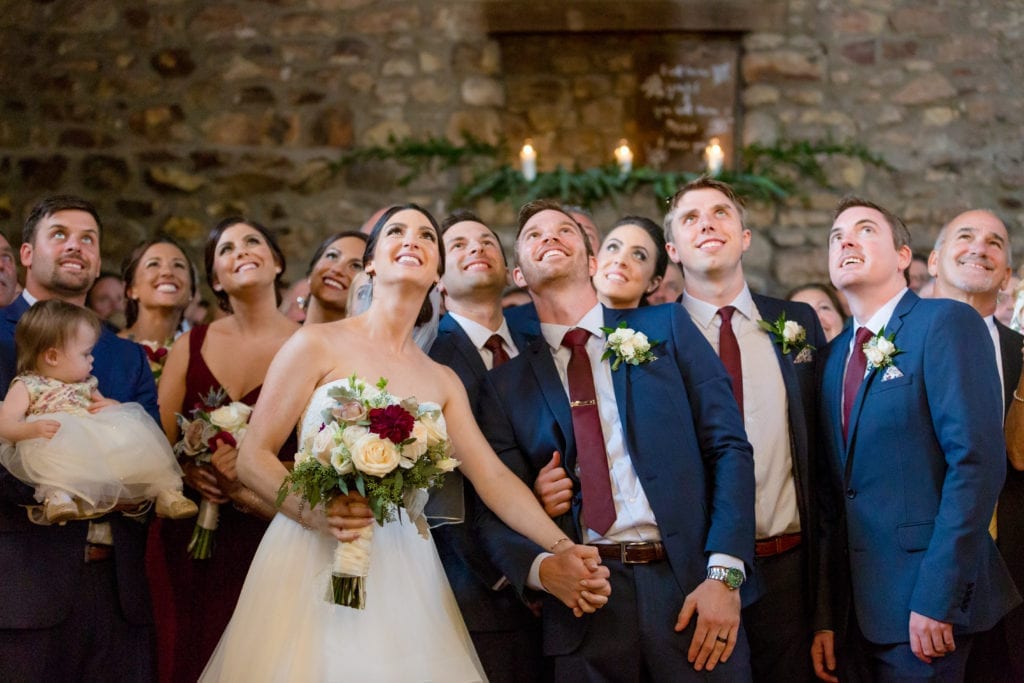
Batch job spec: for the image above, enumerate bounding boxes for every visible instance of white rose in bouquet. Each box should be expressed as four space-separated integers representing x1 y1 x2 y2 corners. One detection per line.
208 402 253 433
417 411 447 446
400 422 429 466
341 425 369 449
350 433 401 476
312 423 339 467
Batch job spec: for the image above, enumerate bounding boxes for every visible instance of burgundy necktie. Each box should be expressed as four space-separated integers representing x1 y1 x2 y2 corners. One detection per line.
561 328 616 535
843 327 875 439
483 334 510 368
718 306 743 418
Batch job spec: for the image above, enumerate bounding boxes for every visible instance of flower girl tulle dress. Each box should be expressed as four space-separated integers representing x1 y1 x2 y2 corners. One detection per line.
200 378 485 682
0 373 193 520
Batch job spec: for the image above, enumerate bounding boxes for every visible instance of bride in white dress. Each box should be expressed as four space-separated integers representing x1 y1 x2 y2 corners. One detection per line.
201 205 610 682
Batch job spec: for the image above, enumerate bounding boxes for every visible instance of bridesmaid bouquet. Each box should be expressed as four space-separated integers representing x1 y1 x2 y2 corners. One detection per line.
278 375 459 608
174 387 253 559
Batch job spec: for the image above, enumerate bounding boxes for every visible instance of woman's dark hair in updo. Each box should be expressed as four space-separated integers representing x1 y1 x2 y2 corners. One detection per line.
121 235 198 329
203 217 287 314
362 204 445 327
306 231 368 276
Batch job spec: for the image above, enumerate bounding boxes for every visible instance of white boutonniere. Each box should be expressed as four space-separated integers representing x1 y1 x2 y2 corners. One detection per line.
863 327 902 371
600 321 658 371
757 312 815 360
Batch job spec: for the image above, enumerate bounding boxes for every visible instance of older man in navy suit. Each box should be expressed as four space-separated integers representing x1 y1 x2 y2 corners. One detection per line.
428 209 542 682
665 177 824 682
0 196 158 681
928 209 1024 682
476 199 756 681
812 197 1019 682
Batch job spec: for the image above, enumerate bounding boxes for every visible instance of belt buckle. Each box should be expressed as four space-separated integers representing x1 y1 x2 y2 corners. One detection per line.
620 541 650 565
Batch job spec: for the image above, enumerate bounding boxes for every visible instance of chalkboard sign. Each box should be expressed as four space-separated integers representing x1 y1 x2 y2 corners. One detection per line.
635 41 738 172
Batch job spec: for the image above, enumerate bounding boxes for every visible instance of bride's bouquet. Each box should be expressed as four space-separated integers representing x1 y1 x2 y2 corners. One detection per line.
277 375 459 609
174 387 253 559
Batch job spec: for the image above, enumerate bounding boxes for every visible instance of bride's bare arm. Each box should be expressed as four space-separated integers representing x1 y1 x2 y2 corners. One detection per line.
237 328 335 530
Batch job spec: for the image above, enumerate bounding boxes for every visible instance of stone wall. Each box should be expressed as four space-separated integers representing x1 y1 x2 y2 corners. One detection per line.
0 0 1021 293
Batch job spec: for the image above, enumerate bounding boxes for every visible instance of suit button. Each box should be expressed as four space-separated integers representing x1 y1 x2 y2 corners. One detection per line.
845 488 857 499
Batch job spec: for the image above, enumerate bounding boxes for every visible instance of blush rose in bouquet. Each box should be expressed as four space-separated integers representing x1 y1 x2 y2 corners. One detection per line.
277 375 459 608
174 387 253 559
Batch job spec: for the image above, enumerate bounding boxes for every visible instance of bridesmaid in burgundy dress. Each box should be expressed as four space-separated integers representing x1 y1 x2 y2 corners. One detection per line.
150 218 298 683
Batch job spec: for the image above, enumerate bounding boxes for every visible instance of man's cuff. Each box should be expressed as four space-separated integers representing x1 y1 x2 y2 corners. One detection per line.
527 552 553 591
708 552 746 579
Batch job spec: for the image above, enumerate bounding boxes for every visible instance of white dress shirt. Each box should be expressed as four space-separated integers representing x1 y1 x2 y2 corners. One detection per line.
984 314 1005 407
528 304 743 590
447 311 519 369
682 286 800 538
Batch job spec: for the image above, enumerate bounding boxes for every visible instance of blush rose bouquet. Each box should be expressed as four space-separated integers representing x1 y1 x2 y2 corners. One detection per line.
277 375 458 608
174 387 253 559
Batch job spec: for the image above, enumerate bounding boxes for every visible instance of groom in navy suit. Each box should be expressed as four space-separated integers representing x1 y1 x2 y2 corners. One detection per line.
427 209 542 682
812 197 1019 681
0 196 158 681
476 199 756 680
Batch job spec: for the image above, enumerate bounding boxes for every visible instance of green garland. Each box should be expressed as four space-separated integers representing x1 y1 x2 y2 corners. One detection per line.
337 135 890 209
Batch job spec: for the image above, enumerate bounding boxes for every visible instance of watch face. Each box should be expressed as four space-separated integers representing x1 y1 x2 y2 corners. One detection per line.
725 569 743 589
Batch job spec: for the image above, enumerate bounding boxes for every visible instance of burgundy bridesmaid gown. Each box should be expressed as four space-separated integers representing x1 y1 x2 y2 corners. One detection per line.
146 324 295 683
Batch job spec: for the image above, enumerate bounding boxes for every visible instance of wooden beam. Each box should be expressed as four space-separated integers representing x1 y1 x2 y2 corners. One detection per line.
483 1 786 34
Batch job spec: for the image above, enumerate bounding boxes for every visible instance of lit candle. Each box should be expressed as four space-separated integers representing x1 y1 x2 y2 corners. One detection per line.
520 140 537 182
614 140 633 175
705 138 724 177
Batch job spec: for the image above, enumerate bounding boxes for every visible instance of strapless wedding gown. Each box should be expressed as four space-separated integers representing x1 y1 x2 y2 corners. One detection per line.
201 379 485 682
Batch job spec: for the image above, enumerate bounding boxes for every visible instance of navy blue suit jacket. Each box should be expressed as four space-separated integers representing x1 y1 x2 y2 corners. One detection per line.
994 322 1024 662
475 303 756 653
0 294 159 629
502 301 541 340
748 295 824 595
817 292 1019 644
428 313 535 632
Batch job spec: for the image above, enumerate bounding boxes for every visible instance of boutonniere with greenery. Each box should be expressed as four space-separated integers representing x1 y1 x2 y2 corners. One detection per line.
757 312 815 357
600 321 659 371
863 327 902 370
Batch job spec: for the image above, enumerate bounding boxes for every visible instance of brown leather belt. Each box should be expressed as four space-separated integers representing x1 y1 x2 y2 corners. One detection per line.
590 541 666 564
755 532 801 558
84 543 113 563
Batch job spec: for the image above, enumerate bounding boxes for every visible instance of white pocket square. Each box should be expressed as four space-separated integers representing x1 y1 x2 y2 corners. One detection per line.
793 347 814 364
882 365 904 381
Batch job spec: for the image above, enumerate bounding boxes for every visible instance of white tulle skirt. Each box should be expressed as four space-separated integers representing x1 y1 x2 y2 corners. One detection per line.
201 510 485 683
0 403 183 511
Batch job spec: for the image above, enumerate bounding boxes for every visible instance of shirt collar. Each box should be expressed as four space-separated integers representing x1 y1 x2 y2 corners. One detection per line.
446 311 514 352
855 287 909 335
681 283 755 327
540 303 605 351
21 290 37 307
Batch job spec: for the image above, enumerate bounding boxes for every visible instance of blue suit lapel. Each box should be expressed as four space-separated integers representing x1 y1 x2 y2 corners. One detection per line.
603 307 631 444
525 337 577 469
439 315 488 379
844 292 915 459
752 295 804 415
825 326 851 463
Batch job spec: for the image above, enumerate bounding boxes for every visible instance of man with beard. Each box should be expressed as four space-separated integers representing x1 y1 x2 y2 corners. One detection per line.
0 195 158 681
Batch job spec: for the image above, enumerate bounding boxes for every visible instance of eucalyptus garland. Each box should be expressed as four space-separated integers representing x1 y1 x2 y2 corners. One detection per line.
336 135 889 209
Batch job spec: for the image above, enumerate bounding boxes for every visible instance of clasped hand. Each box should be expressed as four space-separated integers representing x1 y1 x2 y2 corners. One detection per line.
539 544 611 617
